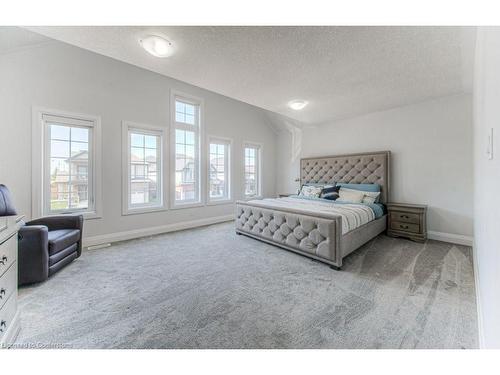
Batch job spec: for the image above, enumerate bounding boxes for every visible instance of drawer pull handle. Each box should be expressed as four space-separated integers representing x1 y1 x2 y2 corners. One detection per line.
400 225 409 229
401 215 409 219
0 320 6 333
0 256 7 265
0 288 5 299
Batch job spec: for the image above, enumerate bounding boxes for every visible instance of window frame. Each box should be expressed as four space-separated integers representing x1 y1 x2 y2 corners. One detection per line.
243 141 263 200
32 107 102 219
121 121 167 215
169 90 205 209
207 135 232 205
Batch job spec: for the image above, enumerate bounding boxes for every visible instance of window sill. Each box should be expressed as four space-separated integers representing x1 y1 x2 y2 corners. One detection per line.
206 199 234 206
170 201 205 210
122 206 167 216
44 211 101 220
242 195 263 201
84 211 102 220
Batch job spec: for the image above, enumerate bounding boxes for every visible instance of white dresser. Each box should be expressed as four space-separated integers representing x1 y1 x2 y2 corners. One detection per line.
0 215 21 348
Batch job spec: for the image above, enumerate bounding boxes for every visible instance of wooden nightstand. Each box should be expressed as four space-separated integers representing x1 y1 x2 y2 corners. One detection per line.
278 193 295 198
386 203 427 242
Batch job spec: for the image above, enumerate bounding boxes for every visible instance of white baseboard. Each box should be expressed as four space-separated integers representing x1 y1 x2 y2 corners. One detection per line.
472 241 485 349
83 214 235 248
427 231 473 246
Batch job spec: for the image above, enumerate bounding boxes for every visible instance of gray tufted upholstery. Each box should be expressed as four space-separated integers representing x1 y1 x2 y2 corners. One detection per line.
300 151 390 203
236 205 339 262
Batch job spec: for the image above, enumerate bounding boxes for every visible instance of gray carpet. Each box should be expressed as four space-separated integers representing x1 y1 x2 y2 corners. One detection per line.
16 222 478 349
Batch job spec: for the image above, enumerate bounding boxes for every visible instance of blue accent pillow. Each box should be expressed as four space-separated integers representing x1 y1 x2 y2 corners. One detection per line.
336 183 380 192
320 185 340 200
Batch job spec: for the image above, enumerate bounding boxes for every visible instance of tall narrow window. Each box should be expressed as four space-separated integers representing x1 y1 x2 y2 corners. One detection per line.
123 122 164 214
208 138 231 202
244 143 262 198
39 112 100 217
171 94 202 207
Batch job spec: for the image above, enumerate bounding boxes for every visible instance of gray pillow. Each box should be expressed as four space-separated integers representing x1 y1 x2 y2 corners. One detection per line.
0 184 18 216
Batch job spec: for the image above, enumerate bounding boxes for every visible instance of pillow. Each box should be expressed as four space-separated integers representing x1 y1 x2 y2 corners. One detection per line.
341 187 380 204
336 183 380 192
337 188 365 203
0 184 17 216
299 185 323 198
320 185 340 200
361 193 380 205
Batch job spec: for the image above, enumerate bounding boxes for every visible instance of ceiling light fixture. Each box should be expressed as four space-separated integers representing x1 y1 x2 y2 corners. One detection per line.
139 35 174 58
288 100 308 110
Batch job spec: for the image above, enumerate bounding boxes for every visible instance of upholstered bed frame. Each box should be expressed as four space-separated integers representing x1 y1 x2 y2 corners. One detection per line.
235 151 391 269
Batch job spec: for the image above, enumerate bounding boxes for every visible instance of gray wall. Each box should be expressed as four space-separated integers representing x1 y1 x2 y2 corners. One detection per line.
473 27 500 349
0 41 277 239
277 94 474 238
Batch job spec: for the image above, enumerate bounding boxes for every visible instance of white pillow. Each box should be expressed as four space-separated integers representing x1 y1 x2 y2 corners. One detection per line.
340 187 381 204
337 188 365 203
299 185 323 198
361 192 380 204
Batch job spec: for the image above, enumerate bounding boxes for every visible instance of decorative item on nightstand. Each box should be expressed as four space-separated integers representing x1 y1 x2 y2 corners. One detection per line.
386 203 427 242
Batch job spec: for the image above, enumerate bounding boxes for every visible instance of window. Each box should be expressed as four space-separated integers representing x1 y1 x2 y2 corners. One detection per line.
208 138 231 202
244 143 262 198
33 109 102 218
171 93 202 207
123 122 165 214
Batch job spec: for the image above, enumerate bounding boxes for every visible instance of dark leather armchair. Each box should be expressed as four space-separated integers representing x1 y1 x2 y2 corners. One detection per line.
0 184 84 285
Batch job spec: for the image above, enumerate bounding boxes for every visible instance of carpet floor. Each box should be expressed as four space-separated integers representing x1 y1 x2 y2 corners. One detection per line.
16 222 478 349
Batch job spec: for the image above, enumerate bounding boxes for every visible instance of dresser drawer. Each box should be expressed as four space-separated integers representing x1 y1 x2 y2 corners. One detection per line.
0 292 17 343
0 232 17 278
390 211 420 224
391 221 420 234
0 262 17 310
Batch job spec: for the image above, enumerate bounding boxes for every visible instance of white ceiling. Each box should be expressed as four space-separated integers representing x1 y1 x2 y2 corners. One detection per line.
22 26 476 125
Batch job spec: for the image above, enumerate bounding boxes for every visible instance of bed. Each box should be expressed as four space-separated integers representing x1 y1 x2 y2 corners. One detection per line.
235 151 391 269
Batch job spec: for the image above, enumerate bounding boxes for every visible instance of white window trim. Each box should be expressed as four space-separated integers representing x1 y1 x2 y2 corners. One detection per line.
169 90 206 210
121 121 168 216
31 106 102 220
243 141 263 200
206 135 233 206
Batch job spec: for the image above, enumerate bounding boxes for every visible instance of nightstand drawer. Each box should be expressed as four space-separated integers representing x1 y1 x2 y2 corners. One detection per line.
0 232 17 278
0 262 16 310
391 221 420 233
390 212 420 224
0 292 17 343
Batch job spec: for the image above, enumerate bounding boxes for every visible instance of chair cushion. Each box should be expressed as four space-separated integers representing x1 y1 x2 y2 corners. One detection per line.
48 229 81 255
49 243 78 266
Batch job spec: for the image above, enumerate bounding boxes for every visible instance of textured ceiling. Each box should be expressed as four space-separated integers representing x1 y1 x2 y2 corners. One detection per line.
23 26 476 125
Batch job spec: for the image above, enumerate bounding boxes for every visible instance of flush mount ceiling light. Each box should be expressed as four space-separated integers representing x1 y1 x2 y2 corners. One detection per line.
139 35 174 58
288 100 308 110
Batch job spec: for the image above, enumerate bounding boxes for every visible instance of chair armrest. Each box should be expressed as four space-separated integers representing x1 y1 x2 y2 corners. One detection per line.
18 225 49 254
18 225 50 285
26 214 83 231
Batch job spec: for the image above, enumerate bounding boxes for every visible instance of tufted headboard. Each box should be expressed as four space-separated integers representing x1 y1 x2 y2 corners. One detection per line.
300 151 391 203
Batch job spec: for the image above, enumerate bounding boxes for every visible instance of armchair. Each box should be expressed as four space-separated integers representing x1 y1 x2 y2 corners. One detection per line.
0 184 84 285
19 215 83 285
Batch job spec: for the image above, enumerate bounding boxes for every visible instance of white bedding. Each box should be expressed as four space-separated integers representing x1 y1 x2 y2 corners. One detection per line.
246 197 376 235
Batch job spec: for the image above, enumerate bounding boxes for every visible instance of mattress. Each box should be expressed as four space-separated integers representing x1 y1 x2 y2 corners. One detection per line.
245 196 383 235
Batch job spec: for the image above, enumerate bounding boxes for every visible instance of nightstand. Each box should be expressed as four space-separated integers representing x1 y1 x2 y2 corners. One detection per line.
278 193 295 198
386 203 427 242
